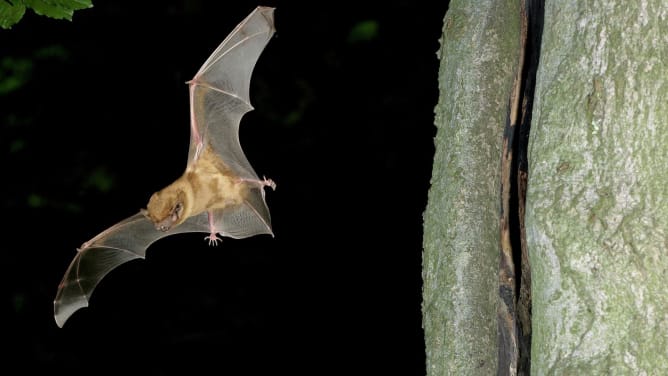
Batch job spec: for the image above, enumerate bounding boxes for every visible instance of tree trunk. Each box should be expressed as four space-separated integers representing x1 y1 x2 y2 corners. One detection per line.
422 0 520 374
526 0 668 373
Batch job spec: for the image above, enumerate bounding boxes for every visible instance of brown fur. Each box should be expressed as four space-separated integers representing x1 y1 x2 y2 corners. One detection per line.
145 146 248 228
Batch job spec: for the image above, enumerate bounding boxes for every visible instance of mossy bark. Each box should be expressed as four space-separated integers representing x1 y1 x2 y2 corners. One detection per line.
526 0 668 373
422 0 520 374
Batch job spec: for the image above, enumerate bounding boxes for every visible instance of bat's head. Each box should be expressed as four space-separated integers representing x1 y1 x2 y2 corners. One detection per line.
142 188 188 232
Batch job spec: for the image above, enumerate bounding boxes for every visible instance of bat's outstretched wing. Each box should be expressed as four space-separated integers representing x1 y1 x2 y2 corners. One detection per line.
53 212 212 327
187 6 276 237
54 196 273 328
187 6 275 176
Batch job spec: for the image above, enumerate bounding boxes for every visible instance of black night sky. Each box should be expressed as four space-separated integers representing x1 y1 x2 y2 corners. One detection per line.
3 1 448 374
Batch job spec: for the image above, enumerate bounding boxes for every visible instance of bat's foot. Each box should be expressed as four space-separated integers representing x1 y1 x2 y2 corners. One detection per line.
262 176 276 191
205 233 222 246
239 176 276 191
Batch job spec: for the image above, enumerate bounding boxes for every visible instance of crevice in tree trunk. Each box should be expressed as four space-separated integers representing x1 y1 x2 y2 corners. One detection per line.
498 1 544 375
516 1 543 374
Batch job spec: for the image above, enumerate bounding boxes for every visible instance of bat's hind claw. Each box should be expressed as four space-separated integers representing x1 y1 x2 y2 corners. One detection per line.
262 176 276 191
238 176 276 190
205 233 222 246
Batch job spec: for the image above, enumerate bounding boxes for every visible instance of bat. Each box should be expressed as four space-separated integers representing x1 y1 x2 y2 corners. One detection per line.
53 6 277 328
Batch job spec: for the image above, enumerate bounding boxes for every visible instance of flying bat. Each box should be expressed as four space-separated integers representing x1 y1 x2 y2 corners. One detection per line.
53 6 277 328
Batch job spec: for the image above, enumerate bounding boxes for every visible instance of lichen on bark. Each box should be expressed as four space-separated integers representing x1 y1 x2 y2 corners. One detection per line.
422 0 520 374
526 0 668 373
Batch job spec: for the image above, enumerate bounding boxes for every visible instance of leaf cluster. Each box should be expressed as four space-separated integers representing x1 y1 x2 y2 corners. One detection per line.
0 0 92 29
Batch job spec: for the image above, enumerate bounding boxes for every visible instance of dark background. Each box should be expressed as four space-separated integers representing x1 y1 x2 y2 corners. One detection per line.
2 1 447 374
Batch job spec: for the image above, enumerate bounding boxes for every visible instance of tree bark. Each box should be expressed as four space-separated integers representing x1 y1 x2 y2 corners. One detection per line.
526 0 668 373
422 1 520 374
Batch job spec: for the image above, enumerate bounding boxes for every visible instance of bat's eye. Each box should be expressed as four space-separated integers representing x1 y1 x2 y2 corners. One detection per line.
159 225 169 232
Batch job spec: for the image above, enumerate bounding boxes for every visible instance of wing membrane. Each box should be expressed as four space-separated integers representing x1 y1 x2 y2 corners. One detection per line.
187 6 275 177
53 212 209 327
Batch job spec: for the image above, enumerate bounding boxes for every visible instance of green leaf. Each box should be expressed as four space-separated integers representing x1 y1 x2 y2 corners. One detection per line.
85 166 115 193
347 20 380 44
34 44 69 60
0 0 92 29
0 56 33 95
27 193 45 208
9 138 26 153
24 0 92 20
0 0 26 29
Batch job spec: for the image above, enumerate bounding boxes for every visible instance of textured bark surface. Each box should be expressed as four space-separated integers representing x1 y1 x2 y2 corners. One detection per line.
422 1 520 374
526 0 668 373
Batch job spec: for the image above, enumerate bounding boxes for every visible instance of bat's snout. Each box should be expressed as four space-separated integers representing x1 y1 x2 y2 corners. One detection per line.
154 218 174 232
